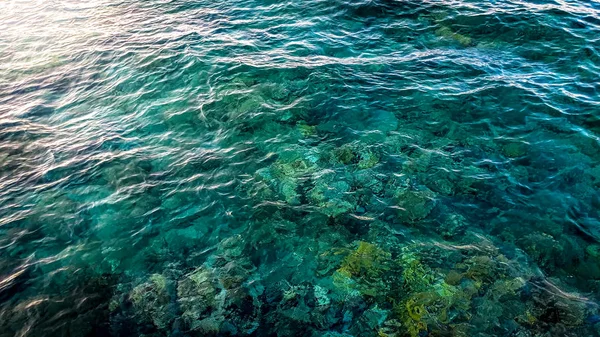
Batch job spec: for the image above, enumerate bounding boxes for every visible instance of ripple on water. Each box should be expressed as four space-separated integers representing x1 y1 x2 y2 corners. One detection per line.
0 0 600 336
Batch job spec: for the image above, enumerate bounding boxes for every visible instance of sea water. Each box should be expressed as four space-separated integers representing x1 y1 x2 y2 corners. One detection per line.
1 0 600 336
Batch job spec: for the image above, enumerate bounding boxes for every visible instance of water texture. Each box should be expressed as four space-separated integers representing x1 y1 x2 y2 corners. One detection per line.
1 0 600 335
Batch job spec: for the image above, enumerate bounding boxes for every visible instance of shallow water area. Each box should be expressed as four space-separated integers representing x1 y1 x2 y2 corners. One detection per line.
1 0 600 336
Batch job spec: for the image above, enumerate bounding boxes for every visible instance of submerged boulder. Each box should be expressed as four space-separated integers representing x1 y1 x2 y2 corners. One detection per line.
395 187 436 223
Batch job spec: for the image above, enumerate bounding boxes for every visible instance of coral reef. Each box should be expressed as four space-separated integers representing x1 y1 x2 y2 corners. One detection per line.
4 3 600 337
129 274 174 330
177 267 219 328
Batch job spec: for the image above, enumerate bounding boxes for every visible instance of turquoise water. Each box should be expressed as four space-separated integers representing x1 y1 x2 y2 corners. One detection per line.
1 0 600 336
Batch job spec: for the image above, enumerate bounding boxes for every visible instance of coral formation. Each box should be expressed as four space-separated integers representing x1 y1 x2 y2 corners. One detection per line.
395 187 436 223
129 274 174 330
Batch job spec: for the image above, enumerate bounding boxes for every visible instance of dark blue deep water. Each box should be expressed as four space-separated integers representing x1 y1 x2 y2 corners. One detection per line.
1 0 600 336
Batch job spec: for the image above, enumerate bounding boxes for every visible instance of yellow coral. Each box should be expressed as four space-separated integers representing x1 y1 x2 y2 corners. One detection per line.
526 310 537 324
397 293 439 337
297 122 317 137
399 250 435 292
334 242 392 298
378 329 388 337
337 241 391 278
406 298 427 321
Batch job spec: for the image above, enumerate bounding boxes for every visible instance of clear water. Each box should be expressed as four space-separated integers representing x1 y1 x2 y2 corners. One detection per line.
1 0 600 336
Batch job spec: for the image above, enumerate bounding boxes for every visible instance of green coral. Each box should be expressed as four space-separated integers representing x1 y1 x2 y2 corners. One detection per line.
334 241 393 298
268 157 317 205
297 121 317 137
461 254 509 283
390 243 535 336
502 142 527 158
398 249 436 292
333 145 356 165
357 150 380 170
395 188 436 223
272 158 312 179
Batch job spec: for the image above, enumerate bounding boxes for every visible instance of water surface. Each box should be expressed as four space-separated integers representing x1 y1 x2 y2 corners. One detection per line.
1 0 600 336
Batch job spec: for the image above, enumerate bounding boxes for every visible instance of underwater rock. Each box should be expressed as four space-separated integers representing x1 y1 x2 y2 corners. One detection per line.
502 142 528 158
395 187 436 223
426 174 455 196
308 173 356 217
589 165 600 186
268 85 290 101
529 281 589 327
354 169 386 197
349 305 389 336
193 315 224 334
260 281 342 336
357 109 399 137
403 151 432 174
244 177 277 201
518 233 562 270
216 235 246 262
281 180 302 206
101 160 149 189
217 260 252 290
320 199 354 217
161 226 206 257
28 191 84 240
